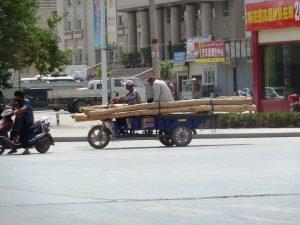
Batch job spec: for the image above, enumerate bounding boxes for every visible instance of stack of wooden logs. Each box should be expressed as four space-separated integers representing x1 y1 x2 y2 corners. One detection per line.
72 97 255 122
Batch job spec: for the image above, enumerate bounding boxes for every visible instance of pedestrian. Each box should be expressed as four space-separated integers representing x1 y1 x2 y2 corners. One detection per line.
146 84 154 103
147 76 174 103
8 90 34 155
168 82 176 100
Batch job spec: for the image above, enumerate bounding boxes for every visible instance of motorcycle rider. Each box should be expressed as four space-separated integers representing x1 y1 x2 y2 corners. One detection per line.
8 90 34 155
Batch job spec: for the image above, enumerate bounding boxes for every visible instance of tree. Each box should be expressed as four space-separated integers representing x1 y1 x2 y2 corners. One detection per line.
0 0 70 88
95 64 112 78
160 60 174 80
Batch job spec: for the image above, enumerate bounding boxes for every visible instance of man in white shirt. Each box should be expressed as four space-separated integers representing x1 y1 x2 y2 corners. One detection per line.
147 76 174 103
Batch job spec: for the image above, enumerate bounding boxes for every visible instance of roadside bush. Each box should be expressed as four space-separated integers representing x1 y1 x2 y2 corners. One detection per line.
218 112 300 128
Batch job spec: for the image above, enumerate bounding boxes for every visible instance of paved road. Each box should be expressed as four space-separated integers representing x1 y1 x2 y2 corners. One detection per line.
0 138 299 225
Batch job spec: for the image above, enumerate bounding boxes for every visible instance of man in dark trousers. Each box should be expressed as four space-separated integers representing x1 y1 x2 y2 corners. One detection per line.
8 91 34 155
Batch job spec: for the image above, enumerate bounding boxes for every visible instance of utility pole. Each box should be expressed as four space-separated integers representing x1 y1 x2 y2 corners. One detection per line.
149 0 161 78
101 0 108 105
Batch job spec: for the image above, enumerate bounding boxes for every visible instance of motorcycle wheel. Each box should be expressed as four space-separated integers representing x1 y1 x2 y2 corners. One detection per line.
88 126 111 149
35 136 52 153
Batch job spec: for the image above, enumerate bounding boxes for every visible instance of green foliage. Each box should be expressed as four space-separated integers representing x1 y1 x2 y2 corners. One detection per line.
121 52 141 68
95 64 112 78
0 0 71 88
218 112 300 128
160 60 174 80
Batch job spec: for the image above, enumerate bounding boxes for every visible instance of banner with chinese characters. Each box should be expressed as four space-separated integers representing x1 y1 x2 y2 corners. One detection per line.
246 0 300 31
194 41 225 63
186 36 212 61
106 0 117 48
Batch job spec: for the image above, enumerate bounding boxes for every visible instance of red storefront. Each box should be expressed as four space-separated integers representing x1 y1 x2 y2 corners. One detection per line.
246 0 300 112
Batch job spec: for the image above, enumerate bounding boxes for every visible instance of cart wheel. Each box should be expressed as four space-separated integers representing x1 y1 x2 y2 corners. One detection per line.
88 126 111 149
159 137 175 147
171 126 192 147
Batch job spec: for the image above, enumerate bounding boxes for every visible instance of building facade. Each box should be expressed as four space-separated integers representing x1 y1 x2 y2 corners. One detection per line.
57 0 96 67
246 0 300 112
116 0 253 97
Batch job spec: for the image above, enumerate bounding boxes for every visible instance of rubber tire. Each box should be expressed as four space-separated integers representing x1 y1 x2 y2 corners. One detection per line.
74 100 88 113
0 144 5 155
53 107 61 111
171 126 193 147
159 137 175 147
88 126 111 149
35 136 52 153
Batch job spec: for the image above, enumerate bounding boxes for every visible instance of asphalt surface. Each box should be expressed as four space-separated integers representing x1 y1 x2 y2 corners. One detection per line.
0 137 299 225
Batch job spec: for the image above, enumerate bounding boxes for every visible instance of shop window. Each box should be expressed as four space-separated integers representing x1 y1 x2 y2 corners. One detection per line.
263 44 300 99
222 0 230 17
204 69 215 85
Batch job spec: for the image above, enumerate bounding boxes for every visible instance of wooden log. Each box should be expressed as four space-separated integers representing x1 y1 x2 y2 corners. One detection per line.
87 99 253 117
80 104 127 113
74 114 89 122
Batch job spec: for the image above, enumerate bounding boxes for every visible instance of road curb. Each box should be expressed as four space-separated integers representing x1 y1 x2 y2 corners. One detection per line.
53 132 300 142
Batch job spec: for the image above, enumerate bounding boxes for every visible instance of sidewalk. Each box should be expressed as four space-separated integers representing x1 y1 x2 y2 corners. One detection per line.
34 110 300 142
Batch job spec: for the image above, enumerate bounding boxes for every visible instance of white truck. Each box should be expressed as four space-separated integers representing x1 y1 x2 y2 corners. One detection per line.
47 77 146 113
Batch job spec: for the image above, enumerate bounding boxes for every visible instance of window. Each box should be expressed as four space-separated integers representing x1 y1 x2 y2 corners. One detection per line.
66 0 72 7
117 15 124 26
78 49 83 64
167 8 171 23
77 0 82 6
181 6 186 22
222 0 230 17
196 3 201 20
263 44 300 99
76 19 83 30
204 69 215 85
65 21 72 31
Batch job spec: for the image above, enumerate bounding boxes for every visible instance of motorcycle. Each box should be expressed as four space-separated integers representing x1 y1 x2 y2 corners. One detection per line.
0 108 54 155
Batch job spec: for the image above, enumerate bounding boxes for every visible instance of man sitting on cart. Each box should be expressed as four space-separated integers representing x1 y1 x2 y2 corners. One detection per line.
113 80 142 133
113 80 141 105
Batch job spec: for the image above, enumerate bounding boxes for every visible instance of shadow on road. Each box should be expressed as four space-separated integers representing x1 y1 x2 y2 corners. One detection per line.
95 143 253 151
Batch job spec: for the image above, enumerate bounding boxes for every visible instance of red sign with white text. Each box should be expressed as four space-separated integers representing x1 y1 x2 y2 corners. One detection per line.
246 0 300 31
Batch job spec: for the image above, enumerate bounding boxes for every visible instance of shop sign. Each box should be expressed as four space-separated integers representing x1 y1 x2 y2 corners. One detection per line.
173 66 188 72
173 52 186 66
246 0 300 31
186 36 212 61
194 41 225 63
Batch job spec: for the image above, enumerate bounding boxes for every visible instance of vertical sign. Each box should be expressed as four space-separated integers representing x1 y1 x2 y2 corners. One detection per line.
93 0 101 49
106 0 117 48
